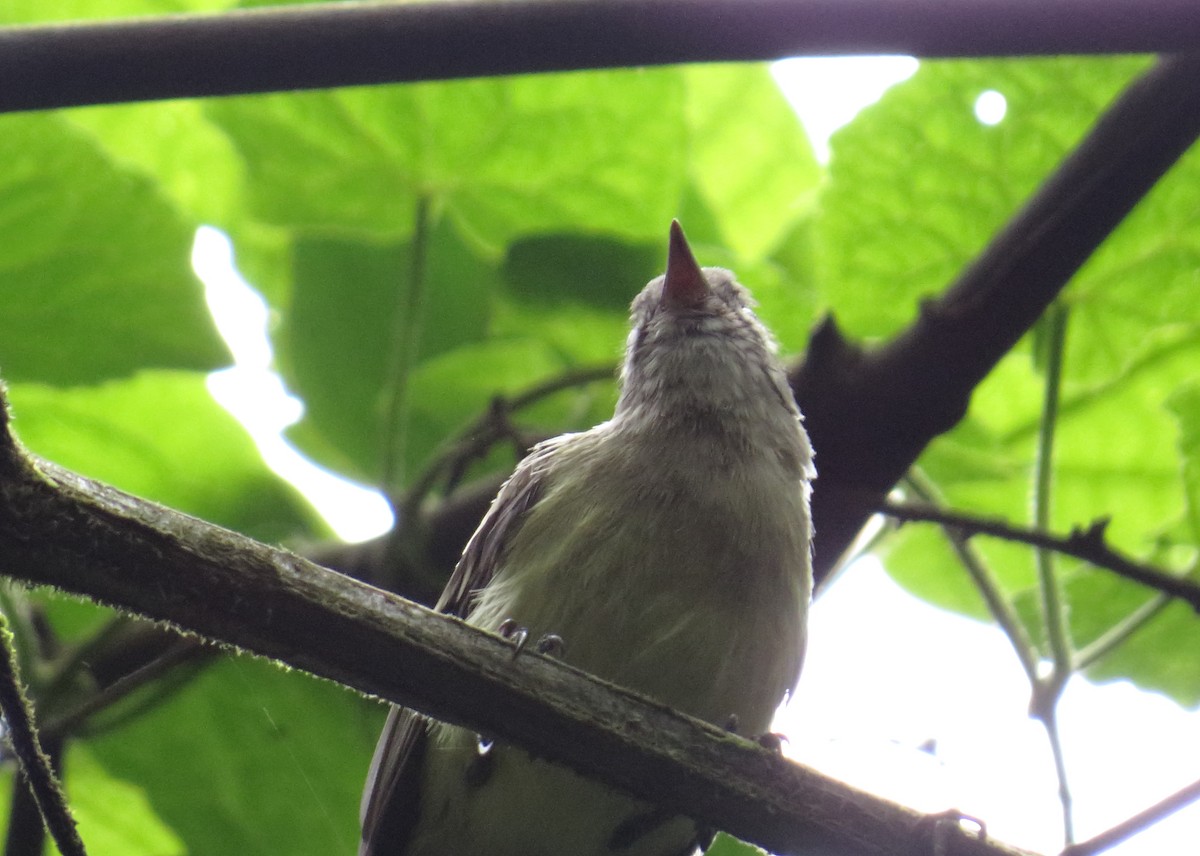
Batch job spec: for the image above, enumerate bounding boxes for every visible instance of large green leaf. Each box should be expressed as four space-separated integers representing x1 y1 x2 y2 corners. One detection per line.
89 655 382 856
5 372 319 542
65 746 187 856
206 70 689 250
0 114 227 385
684 64 820 261
276 218 499 483
65 101 246 228
0 0 232 22
0 745 186 856
816 57 1150 339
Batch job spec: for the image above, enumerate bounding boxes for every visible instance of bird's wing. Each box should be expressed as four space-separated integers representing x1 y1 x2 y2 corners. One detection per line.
435 437 560 617
359 441 558 855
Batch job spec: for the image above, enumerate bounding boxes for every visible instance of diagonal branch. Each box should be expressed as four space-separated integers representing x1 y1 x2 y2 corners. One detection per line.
1059 775 1200 856
794 52 1200 584
3 0 1200 113
0 389 1035 856
880 501 1200 613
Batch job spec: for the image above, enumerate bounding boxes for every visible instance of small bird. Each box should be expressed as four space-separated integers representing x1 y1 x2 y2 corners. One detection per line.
360 221 814 856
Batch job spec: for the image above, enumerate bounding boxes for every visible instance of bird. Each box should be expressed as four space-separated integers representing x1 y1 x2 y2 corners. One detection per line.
360 220 814 856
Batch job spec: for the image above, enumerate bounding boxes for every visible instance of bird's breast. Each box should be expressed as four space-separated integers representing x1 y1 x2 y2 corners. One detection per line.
469 429 811 733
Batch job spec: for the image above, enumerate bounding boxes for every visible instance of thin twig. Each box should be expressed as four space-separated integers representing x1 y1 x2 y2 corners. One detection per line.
1033 303 1073 690
400 363 614 514
1074 593 1172 670
879 502 1200 612
380 193 433 497
1060 775 1200 856
902 472 1040 682
1029 303 1075 844
41 639 209 739
0 609 86 856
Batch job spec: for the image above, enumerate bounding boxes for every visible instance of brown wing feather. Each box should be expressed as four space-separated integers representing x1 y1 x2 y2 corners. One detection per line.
359 443 557 855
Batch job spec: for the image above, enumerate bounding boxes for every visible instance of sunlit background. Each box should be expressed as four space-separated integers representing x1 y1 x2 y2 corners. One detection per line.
195 56 1200 856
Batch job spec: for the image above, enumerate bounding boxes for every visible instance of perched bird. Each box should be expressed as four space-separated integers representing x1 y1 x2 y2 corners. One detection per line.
360 221 814 856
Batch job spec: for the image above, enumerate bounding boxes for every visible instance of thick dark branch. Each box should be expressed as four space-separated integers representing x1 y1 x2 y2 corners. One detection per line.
881 502 1200 613
3 0 1200 112
794 53 1200 583
0 392 1032 856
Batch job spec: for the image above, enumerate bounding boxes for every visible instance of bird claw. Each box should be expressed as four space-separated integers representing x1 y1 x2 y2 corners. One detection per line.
721 715 786 756
497 618 530 656
913 810 987 856
534 633 566 657
755 732 788 755
497 621 566 660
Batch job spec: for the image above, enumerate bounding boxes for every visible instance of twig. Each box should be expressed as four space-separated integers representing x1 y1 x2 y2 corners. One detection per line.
0 609 86 856
1030 303 1074 843
1060 775 1200 856
1074 593 1171 670
380 194 434 496
41 639 209 739
1033 304 1073 687
902 472 1040 683
400 363 614 515
879 502 1200 612
4 0 1200 112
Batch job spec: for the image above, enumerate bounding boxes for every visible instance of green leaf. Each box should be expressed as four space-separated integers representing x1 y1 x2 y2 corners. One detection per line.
816 57 1150 339
1169 381 1200 543
0 0 232 23
65 101 246 227
206 70 689 250
5 372 319 542
685 64 820 260
89 655 382 856
0 113 227 385
61 745 186 856
277 219 498 482
503 234 661 312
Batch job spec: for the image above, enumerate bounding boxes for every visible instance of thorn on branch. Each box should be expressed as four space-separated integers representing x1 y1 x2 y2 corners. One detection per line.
1068 517 1111 551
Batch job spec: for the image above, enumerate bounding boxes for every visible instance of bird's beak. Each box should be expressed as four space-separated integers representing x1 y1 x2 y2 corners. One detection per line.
662 220 708 309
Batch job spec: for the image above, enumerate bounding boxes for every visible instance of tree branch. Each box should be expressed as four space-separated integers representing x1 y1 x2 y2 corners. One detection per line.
0 611 86 856
880 501 1200 613
794 52 1200 584
1059 775 1200 856
0 389 1035 856
3 0 1200 113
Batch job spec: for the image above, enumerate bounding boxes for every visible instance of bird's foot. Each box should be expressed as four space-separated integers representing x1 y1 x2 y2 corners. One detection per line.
497 619 566 659
912 810 987 856
497 618 529 654
534 633 566 657
721 714 787 755
755 732 788 755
